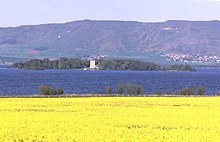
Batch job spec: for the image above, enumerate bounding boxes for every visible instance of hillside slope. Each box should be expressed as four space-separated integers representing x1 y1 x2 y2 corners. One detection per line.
0 20 220 63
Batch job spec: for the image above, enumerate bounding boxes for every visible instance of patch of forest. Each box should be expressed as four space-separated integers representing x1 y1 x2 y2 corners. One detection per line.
12 58 195 71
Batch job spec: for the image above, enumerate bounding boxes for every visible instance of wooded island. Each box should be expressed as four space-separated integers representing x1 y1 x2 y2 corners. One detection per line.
12 58 195 71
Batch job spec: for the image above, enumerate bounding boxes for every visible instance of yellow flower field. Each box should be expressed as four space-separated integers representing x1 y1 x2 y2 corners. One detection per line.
0 97 220 142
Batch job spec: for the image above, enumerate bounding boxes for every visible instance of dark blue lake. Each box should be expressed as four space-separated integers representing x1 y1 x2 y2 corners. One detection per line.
0 67 220 96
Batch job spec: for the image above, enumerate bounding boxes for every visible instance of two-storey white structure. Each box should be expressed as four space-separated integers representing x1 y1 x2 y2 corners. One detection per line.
90 60 97 69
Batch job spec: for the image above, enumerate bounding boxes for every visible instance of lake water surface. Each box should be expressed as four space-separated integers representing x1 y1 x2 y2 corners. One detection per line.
0 67 220 96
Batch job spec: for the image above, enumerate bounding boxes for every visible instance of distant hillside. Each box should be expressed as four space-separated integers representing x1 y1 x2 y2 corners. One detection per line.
0 20 220 64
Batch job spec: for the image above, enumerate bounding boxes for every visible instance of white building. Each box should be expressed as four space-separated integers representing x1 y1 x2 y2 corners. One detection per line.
90 60 97 69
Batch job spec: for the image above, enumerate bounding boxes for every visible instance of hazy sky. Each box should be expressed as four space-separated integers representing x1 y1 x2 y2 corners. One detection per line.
0 0 220 27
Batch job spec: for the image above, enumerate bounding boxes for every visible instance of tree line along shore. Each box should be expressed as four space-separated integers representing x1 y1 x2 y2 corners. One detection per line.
4 83 214 98
38 84 210 96
2 83 220 98
12 57 195 71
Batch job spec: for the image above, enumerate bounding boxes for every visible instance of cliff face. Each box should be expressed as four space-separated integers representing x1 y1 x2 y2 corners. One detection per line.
0 20 220 62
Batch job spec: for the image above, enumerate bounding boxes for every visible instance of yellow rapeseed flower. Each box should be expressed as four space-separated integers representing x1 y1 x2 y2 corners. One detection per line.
0 97 220 141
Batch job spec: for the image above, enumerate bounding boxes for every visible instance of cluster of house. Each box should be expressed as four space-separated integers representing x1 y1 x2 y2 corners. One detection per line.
162 53 220 63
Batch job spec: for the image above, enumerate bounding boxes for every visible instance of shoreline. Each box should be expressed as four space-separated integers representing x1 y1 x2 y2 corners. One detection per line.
0 94 219 98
